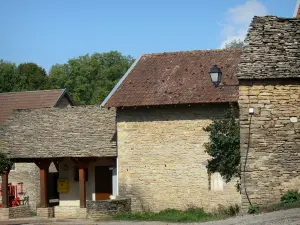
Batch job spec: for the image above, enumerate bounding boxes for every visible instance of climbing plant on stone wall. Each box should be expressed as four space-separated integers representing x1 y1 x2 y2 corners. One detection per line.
203 104 240 184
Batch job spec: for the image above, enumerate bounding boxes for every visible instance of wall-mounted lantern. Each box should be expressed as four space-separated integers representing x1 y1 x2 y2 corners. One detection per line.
209 65 222 87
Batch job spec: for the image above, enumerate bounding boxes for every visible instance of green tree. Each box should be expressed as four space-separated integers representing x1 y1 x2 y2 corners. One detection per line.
48 51 134 105
14 63 48 91
0 60 17 92
225 39 245 49
203 105 240 182
0 152 13 174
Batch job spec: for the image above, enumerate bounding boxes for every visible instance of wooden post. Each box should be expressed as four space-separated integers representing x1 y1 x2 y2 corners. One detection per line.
1 169 10 208
79 166 86 208
35 160 51 208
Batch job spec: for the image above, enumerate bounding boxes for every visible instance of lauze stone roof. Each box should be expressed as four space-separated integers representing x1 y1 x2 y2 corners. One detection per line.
0 106 116 159
104 49 242 107
238 16 300 79
0 89 72 124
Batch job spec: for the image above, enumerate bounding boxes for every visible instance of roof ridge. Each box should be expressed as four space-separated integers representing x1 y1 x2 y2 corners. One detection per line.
142 48 242 57
253 15 300 21
0 89 65 95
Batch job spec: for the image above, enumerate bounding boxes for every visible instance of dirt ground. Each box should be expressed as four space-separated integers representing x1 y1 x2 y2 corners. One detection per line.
1 208 300 225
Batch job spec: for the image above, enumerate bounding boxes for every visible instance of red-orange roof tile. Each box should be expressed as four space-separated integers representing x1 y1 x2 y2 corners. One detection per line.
104 49 242 107
0 89 67 124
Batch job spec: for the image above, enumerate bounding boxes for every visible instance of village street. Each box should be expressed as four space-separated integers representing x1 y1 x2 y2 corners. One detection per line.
1 208 300 225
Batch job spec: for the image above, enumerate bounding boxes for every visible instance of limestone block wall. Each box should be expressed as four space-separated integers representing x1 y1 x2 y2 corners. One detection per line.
54 206 87 219
239 80 300 210
117 104 241 212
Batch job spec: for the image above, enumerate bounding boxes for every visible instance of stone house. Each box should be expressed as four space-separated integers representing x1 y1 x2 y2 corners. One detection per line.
102 49 242 212
238 16 300 210
0 89 73 210
0 106 130 219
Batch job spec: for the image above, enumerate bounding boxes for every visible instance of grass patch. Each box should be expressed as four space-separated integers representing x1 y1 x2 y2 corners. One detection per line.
113 205 239 223
259 201 300 213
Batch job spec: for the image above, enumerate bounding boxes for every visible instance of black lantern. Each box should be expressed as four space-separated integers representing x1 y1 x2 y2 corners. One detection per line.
209 65 222 87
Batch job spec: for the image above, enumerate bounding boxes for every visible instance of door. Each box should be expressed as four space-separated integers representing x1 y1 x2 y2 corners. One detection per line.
95 166 112 200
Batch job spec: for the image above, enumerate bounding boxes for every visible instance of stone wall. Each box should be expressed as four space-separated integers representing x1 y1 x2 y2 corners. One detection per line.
56 95 71 108
37 207 54 218
117 104 241 212
0 206 32 219
9 163 40 211
54 206 87 219
239 80 300 210
9 206 32 219
0 208 9 220
87 198 131 219
237 16 300 80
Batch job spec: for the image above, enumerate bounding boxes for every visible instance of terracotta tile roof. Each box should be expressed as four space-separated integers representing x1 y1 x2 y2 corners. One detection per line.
104 49 242 107
0 89 69 124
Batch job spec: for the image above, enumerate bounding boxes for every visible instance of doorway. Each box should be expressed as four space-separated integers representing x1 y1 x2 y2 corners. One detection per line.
95 166 112 200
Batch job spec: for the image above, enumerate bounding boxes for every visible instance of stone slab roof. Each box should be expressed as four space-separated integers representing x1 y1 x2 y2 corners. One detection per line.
0 106 116 159
0 89 73 124
237 16 300 80
103 49 242 107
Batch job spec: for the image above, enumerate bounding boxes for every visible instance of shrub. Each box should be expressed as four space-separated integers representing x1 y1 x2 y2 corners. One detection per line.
203 105 240 184
224 204 240 216
280 190 300 204
248 205 260 214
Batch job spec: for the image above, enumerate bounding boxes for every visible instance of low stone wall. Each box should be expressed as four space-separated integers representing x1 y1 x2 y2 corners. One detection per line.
37 207 54 218
87 198 131 219
54 206 87 219
9 206 32 219
0 208 9 220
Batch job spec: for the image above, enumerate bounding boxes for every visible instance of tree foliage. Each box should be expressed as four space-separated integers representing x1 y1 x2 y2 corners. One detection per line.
0 61 47 92
203 105 240 182
47 51 134 104
224 39 245 49
0 60 17 92
0 51 134 105
14 63 48 91
0 152 13 175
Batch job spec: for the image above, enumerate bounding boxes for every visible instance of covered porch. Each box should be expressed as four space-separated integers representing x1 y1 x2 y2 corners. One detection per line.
0 106 130 219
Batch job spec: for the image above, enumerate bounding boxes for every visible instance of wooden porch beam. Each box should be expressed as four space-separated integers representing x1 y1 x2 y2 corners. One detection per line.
79 166 87 208
1 169 10 208
35 160 51 208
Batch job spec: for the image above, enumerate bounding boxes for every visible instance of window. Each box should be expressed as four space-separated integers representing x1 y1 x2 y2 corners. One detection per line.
208 172 223 191
74 167 88 181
